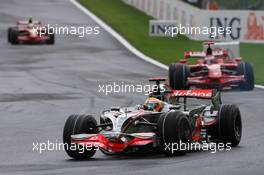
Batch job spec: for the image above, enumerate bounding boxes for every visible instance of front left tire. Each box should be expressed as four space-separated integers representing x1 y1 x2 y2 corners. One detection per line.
169 63 190 90
9 27 19 45
63 114 98 159
8 27 12 43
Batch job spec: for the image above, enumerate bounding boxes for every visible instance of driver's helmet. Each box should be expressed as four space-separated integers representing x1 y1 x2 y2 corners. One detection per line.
144 97 164 112
28 17 34 29
28 17 33 24
206 45 213 56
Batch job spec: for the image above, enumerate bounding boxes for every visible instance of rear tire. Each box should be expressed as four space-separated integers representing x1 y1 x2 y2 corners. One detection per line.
157 111 191 155
237 61 254 91
218 104 242 147
63 114 98 159
169 63 189 90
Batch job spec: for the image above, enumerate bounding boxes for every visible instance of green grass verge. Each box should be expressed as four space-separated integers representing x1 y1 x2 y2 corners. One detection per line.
79 0 264 85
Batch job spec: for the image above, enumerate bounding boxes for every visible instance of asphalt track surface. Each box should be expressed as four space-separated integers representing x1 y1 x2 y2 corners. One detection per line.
0 0 264 175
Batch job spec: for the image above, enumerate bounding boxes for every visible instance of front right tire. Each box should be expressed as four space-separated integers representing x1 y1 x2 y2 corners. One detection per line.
237 61 254 91
157 111 191 155
46 28 55 45
218 104 242 147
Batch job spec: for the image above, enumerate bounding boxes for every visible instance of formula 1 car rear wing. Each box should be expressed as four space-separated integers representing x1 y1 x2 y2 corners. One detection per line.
170 89 222 110
172 89 213 99
183 41 239 59
203 41 240 58
16 20 41 25
184 50 228 58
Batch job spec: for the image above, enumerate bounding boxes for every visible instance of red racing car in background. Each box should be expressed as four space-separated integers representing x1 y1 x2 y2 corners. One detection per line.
169 42 254 91
8 19 54 45
63 78 242 159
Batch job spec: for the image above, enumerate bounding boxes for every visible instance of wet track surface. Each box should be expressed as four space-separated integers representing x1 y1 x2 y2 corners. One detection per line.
0 0 264 174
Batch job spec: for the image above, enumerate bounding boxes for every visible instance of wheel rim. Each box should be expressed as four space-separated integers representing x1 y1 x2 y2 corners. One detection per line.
179 118 191 142
234 114 242 140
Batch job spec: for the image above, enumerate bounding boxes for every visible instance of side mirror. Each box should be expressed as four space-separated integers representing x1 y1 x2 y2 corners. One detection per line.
179 59 187 64
110 106 120 111
235 57 242 62
169 105 181 110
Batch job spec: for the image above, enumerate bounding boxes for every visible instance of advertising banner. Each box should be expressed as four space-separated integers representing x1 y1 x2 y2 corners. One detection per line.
123 0 264 43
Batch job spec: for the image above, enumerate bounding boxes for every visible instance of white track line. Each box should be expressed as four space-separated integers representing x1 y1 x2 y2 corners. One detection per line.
255 85 264 89
69 0 167 70
69 0 264 89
